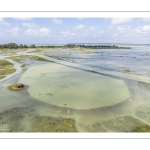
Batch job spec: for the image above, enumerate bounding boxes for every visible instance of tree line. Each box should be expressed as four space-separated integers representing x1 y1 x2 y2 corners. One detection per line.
0 43 36 49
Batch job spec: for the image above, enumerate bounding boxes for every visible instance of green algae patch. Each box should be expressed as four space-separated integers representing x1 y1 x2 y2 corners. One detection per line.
21 64 26 68
7 55 52 63
0 107 21 116
135 102 150 123
34 49 44 53
131 125 150 132
138 81 150 90
0 107 77 132
0 59 13 69
0 68 16 75
0 107 78 132
0 75 6 79
31 116 77 132
79 116 145 132
8 84 24 91
0 107 29 132
0 59 16 77
123 69 131 73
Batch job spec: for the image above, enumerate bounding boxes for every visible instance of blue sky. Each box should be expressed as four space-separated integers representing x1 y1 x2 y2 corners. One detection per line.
0 17 150 44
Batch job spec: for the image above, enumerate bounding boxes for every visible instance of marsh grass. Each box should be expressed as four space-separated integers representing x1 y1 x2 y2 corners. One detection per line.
32 116 77 132
123 69 131 73
0 59 13 69
0 75 6 79
138 81 150 90
0 68 16 75
34 49 43 53
131 124 150 132
7 55 52 63
8 85 24 91
21 64 26 68
0 59 16 79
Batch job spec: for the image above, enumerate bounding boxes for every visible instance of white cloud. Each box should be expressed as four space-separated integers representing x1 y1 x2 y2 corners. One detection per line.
0 18 9 26
88 30 104 39
25 29 38 36
142 25 150 32
117 26 124 31
134 28 142 33
7 27 19 36
25 27 51 37
134 25 150 34
40 27 51 36
52 18 63 24
74 24 85 30
61 31 76 37
117 26 131 34
22 22 39 28
111 18 132 24
90 26 96 31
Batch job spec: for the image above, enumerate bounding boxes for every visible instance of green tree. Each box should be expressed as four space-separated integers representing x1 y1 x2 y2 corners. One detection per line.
30 44 36 48
19 44 23 48
23 45 28 48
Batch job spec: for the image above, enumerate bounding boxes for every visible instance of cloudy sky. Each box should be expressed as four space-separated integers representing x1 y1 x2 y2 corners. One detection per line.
0 17 150 45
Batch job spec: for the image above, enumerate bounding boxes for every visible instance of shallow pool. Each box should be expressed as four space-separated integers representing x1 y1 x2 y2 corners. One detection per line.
19 63 130 110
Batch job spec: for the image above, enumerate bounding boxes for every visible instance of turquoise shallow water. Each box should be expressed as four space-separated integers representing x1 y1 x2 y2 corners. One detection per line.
18 63 130 110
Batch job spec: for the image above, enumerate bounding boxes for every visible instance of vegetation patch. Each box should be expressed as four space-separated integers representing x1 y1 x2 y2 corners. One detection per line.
34 49 43 53
131 124 150 132
0 68 16 75
8 83 25 91
0 107 20 116
123 69 131 73
138 81 150 90
0 59 13 69
0 107 28 132
79 116 145 132
7 55 52 63
0 59 15 79
0 107 78 132
0 75 6 79
32 116 77 132
21 64 26 68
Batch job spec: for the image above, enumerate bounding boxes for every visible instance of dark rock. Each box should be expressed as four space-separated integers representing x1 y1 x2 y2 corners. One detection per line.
15 83 24 88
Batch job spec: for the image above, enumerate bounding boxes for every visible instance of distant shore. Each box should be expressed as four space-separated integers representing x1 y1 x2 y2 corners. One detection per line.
0 43 130 49
65 44 130 49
